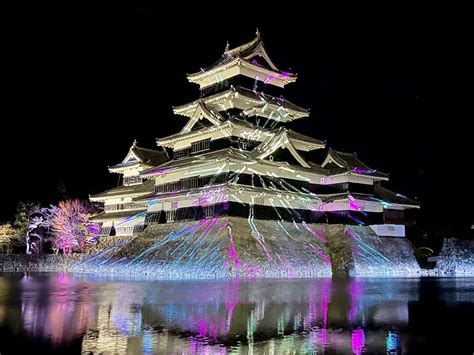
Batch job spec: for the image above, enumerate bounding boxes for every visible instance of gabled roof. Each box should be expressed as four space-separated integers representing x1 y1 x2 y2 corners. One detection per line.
238 87 309 117
89 179 155 201
157 117 324 150
321 148 388 178
374 184 420 207
320 191 419 209
251 130 311 168
286 129 326 150
132 145 169 166
109 142 169 171
186 32 297 88
142 148 247 174
141 146 331 178
213 31 281 72
180 101 224 133
173 86 309 121
322 148 368 169
157 117 267 147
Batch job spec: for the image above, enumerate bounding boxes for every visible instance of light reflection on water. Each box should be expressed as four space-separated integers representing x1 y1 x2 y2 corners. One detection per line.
0 272 473 354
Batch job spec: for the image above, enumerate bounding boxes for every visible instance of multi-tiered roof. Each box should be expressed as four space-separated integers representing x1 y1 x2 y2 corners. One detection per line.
90 31 419 237
89 141 168 236
186 30 297 89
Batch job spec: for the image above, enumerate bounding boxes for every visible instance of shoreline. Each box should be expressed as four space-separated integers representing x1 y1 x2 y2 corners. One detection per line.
1 254 471 278
1 222 472 279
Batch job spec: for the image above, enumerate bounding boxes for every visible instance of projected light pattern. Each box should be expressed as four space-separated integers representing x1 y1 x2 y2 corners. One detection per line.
351 167 378 175
352 328 365 355
224 225 241 269
75 148 421 278
73 216 333 278
141 167 171 177
346 226 421 276
74 218 227 277
386 331 399 353
79 169 416 279
116 211 146 227
75 150 344 277
247 204 273 262
84 28 423 279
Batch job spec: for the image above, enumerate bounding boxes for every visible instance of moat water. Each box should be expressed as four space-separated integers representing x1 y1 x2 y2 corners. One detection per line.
0 273 473 354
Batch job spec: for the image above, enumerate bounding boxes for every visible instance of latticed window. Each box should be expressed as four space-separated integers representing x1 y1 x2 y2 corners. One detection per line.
99 226 112 236
115 226 134 236
173 148 190 159
133 224 145 234
104 204 119 211
145 212 162 224
189 176 200 189
104 202 146 211
123 175 142 186
180 176 200 190
155 182 178 193
384 209 404 222
191 139 210 153
154 173 229 195
203 205 215 218
166 210 176 223
155 181 180 193
133 202 147 209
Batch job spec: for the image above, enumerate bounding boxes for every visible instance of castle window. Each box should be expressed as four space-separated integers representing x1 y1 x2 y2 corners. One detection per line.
173 148 190 159
203 205 215 218
384 209 405 223
123 175 142 186
191 139 210 153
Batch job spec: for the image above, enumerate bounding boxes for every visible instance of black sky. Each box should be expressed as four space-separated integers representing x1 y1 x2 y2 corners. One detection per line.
2 5 473 231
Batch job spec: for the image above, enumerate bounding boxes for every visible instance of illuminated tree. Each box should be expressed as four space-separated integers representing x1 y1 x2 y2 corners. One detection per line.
25 206 59 254
50 199 100 254
13 201 39 236
12 201 42 254
0 224 15 254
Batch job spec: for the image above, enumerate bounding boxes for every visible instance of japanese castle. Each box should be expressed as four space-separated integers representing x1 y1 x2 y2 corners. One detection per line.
90 31 419 238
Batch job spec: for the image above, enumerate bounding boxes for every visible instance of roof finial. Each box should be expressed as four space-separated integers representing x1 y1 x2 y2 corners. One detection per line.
133 139 137 146
256 27 260 38
225 40 230 52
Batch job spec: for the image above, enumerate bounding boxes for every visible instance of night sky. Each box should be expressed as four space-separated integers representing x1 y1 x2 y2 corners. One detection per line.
2 5 473 232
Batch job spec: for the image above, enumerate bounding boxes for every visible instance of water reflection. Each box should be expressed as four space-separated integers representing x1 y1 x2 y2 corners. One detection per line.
20 272 92 346
0 273 473 354
386 330 400 354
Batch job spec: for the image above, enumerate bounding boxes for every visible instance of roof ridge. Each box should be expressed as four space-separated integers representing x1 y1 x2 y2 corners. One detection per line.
224 33 261 56
133 145 164 153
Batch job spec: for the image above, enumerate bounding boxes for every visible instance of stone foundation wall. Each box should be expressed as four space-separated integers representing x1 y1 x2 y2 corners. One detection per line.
325 225 353 275
347 226 421 276
435 238 474 275
0 219 428 278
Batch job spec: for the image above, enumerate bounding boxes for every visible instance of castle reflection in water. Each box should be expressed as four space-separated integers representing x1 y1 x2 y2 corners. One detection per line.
0 273 473 354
